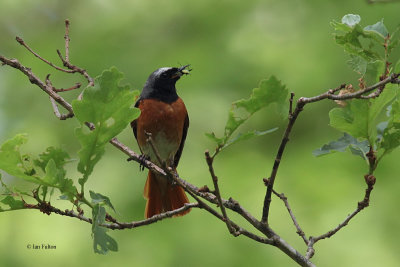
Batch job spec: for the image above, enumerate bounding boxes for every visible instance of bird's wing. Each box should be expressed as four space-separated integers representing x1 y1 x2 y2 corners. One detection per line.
131 98 141 151
174 113 189 167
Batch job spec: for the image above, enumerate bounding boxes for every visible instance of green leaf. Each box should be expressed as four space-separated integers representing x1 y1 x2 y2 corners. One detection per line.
313 133 369 160
92 204 118 254
0 196 25 212
222 128 278 151
233 76 288 117
90 190 116 212
329 100 369 139
224 109 246 139
347 55 367 75
34 147 70 174
364 20 389 38
388 38 400 55
368 84 398 126
0 135 77 199
33 147 73 201
42 159 77 201
395 59 400 73
204 132 224 146
329 85 397 145
379 99 400 156
364 60 385 85
0 134 43 185
341 14 361 27
207 76 286 154
72 67 140 186
332 15 382 61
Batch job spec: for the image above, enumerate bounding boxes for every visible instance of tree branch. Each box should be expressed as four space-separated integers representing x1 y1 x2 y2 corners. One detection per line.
205 150 236 235
305 174 376 259
261 74 398 224
269 185 308 245
2 19 397 267
262 98 305 224
15 36 74 73
0 55 74 115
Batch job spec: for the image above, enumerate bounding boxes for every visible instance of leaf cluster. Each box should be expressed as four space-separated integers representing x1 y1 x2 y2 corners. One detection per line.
206 76 287 155
0 68 140 254
315 15 400 169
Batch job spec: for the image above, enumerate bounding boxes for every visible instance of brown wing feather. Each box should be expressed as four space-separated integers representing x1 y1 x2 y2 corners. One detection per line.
174 113 189 167
131 98 141 152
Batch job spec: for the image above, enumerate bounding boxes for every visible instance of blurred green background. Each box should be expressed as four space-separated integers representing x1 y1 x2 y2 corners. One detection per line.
1 0 400 266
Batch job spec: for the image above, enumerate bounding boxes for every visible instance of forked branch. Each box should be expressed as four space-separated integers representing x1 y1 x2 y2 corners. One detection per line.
1 19 399 267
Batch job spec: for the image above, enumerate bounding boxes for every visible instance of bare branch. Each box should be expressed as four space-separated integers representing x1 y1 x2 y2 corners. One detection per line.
0 55 74 115
144 132 165 167
299 73 399 104
64 19 70 62
4 19 397 267
205 150 236 235
314 175 375 243
289 92 295 116
271 187 308 245
24 201 198 228
45 75 74 120
56 49 94 86
305 174 376 259
261 74 398 224
261 100 305 224
53 82 81 92
15 36 74 73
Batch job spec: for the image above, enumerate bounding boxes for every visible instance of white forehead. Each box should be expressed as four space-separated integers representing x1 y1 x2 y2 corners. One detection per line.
153 67 173 76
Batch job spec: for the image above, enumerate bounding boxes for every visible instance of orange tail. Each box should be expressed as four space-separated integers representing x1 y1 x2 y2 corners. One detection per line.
143 171 190 219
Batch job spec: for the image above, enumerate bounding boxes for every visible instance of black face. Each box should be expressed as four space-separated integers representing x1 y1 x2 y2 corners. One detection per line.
140 65 190 103
151 67 181 86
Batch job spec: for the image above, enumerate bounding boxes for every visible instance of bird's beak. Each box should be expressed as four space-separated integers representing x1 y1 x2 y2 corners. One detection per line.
172 65 191 78
178 64 191 75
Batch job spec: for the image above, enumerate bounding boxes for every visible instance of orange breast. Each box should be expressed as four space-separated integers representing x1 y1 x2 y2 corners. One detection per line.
136 98 187 163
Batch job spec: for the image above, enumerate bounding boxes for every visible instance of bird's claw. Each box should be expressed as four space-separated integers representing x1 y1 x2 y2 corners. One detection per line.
138 154 150 171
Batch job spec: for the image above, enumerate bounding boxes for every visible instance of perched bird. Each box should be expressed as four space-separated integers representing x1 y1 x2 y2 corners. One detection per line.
131 65 191 218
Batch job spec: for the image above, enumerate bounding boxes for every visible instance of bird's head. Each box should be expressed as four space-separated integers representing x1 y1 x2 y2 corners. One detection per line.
145 65 191 87
141 65 191 103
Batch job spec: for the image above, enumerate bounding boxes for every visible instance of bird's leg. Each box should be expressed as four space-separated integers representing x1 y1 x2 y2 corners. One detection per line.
127 154 150 171
138 154 150 171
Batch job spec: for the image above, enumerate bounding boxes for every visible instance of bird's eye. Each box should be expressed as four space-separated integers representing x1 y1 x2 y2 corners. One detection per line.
161 72 169 78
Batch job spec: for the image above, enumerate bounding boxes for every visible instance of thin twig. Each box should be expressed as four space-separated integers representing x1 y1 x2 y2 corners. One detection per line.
15 36 74 73
53 82 81 92
299 74 399 104
48 96 73 120
306 174 376 259
0 56 74 114
313 175 375 243
261 75 398 224
262 101 305 224
289 92 295 116
55 19 94 87
64 19 70 62
205 150 236 235
144 132 165 167
272 188 308 245
5 19 398 267
24 201 197 229
45 75 74 120
56 49 94 86
305 238 315 259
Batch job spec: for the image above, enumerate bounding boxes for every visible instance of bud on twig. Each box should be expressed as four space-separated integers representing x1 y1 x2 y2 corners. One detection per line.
364 174 376 186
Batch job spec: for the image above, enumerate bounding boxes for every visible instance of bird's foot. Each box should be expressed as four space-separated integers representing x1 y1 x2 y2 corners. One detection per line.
138 154 150 171
127 155 150 171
